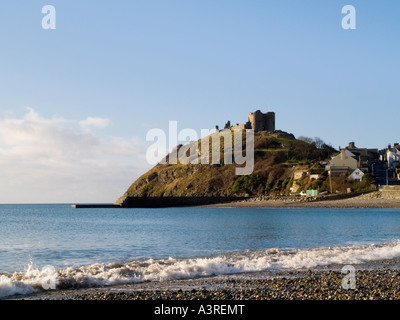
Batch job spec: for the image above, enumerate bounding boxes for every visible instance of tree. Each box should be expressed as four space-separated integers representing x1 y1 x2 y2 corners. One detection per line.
298 136 314 144
314 137 325 149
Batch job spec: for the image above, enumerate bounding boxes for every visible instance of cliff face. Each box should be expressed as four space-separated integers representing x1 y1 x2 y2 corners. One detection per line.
116 130 335 204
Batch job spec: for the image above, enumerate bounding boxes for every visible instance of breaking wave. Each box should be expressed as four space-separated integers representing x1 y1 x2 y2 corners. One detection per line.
2 240 400 298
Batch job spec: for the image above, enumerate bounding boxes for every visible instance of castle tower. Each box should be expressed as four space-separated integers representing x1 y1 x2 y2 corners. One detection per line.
265 112 275 132
248 110 275 132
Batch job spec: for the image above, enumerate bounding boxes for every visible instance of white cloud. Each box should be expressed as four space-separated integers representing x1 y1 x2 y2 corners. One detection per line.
79 117 112 129
0 108 152 204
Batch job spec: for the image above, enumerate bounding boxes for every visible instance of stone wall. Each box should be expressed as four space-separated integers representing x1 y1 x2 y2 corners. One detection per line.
220 110 276 133
379 185 400 199
231 124 246 130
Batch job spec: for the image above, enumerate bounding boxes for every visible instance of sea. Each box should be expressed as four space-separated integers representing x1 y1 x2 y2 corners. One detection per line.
1 204 400 298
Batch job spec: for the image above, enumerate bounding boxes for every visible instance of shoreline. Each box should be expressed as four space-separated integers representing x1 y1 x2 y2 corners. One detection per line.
71 193 400 210
6 196 400 301
204 193 400 209
15 259 400 300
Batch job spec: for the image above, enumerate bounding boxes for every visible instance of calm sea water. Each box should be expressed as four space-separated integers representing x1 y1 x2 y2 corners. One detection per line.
1 204 400 297
1 204 400 273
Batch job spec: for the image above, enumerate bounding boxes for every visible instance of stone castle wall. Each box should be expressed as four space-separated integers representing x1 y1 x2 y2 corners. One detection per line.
248 110 275 132
221 110 275 132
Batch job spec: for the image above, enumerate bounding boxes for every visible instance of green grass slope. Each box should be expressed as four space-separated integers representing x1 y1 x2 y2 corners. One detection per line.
116 130 340 203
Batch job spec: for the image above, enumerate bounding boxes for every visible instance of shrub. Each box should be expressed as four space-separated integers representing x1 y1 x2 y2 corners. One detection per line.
232 175 263 194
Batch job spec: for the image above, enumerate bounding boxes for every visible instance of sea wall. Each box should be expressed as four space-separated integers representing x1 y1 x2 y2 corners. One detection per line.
72 204 120 209
380 185 400 199
117 196 248 208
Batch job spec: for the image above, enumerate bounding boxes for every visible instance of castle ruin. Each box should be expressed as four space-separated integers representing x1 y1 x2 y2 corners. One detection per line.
219 110 275 132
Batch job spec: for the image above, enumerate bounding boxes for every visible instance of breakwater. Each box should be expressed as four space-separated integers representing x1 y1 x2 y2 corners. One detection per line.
71 204 120 208
72 197 248 209
118 196 248 208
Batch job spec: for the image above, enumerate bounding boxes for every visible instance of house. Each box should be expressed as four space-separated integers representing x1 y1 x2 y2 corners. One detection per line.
345 142 379 173
326 142 381 176
349 168 365 182
387 144 400 170
326 149 359 176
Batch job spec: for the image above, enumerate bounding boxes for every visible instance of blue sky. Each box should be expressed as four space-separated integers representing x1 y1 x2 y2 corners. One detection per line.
0 1 399 203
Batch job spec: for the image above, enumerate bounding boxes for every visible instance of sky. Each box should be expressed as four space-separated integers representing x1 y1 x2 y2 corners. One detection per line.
0 0 399 203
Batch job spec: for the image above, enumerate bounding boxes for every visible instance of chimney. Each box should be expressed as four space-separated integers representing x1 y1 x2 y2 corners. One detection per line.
348 142 355 149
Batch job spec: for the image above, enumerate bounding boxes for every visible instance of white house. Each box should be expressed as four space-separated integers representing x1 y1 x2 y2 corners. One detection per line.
349 168 365 182
387 148 400 170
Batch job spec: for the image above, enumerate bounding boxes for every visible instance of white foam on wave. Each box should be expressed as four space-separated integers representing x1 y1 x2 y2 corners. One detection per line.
0 262 54 298
0 275 35 298
2 240 400 298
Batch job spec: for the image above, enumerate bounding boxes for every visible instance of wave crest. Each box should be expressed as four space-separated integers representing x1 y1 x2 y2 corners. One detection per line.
2 240 400 298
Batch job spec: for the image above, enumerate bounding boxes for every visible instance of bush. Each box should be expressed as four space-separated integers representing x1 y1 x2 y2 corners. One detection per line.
281 177 291 188
232 175 263 194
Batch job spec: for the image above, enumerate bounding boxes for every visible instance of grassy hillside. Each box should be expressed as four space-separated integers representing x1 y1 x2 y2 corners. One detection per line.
117 130 349 203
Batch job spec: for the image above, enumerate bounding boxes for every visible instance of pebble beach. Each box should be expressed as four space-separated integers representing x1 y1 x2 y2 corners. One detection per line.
207 192 400 209
16 259 400 300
